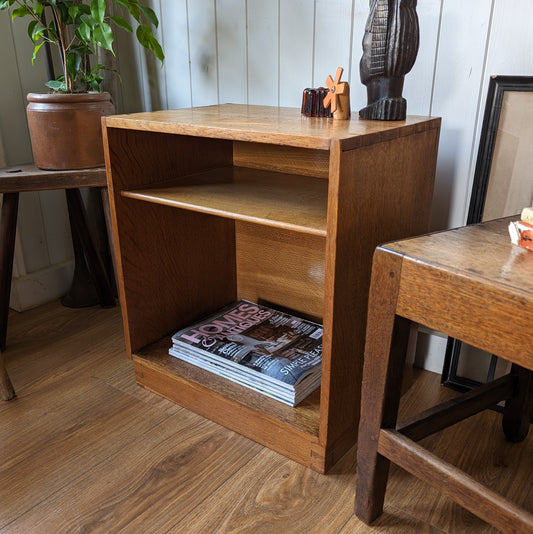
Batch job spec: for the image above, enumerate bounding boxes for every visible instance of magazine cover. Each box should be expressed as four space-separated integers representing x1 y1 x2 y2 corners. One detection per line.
169 300 323 405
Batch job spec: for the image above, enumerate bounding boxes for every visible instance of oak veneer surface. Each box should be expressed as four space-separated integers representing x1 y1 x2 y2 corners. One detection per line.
103 104 441 473
0 301 531 533
122 166 329 236
104 103 440 150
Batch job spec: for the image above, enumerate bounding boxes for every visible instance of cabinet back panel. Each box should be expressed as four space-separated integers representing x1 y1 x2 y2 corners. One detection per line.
235 221 325 321
233 142 329 179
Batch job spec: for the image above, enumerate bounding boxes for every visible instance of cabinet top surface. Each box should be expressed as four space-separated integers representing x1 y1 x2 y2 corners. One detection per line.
103 104 440 150
383 217 533 297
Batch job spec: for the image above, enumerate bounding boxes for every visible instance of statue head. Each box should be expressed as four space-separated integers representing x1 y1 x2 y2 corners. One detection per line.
359 0 419 120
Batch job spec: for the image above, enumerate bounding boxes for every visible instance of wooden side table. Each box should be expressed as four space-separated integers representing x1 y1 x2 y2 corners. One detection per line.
0 164 115 400
354 217 533 531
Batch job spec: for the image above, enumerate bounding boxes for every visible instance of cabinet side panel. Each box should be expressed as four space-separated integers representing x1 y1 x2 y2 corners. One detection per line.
119 202 236 354
235 222 325 320
320 126 440 461
104 128 236 354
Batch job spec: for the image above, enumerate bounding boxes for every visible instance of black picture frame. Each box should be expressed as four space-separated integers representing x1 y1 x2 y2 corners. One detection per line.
442 75 533 393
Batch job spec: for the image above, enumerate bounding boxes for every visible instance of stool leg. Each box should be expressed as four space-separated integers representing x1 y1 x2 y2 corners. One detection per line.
64 188 115 308
502 364 533 443
100 187 118 298
62 195 100 308
0 192 19 400
0 352 15 400
355 250 409 523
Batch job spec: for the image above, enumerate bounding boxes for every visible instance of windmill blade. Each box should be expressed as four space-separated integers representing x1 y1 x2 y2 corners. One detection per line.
334 66 344 85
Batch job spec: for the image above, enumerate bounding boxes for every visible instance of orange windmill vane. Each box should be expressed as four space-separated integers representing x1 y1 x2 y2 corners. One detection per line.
323 67 351 119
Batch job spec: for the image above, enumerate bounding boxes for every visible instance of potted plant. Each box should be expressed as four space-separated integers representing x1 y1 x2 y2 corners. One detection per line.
0 0 164 169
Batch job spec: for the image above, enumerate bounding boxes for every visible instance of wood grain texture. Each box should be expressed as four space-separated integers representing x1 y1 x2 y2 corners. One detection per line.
122 166 329 236
394 218 533 369
321 125 440 460
356 216 533 531
0 164 106 192
103 104 441 150
103 127 236 356
233 142 330 178
103 105 441 473
133 345 323 471
1 301 531 532
235 222 325 320
354 250 411 523
379 430 533 534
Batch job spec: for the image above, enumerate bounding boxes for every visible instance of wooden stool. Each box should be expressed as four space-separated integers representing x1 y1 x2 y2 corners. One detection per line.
0 165 115 400
354 216 533 532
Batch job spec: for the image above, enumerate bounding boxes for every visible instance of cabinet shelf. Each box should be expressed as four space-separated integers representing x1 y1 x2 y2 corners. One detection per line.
134 337 321 437
103 104 440 473
122 166 328 236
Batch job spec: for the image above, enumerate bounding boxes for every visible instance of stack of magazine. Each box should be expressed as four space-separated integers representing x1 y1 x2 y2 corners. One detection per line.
169 300 323 406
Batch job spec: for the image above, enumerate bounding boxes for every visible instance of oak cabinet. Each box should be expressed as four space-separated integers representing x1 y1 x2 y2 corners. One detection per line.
103 104 440 473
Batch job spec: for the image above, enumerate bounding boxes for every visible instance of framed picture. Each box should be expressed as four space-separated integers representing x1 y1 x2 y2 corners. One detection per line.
442 75 533 392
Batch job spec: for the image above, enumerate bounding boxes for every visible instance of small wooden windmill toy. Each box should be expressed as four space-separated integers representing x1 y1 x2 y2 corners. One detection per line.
323 67 350 119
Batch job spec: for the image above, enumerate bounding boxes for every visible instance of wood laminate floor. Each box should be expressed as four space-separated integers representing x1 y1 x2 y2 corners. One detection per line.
0 301 531 533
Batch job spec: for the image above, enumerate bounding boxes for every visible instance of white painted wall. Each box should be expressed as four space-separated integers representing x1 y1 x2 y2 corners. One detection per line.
1 0 532 366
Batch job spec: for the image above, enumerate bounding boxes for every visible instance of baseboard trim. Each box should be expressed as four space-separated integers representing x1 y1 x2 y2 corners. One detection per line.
9 260 74 312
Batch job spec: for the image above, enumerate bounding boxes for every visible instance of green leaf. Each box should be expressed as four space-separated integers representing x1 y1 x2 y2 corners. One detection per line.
66 52 82 78
28 19 38 41
90 0 106 24
34 2 44 17
11 5 30 19
87 78 100 91
75 22 91 44
139 4 158 28
45 79 66 92
114 0 140 22
80 14 97 27
93 22 114 53
31 41 45 64
136 24 164 63
135 23 150 48
71 42 93 55
28 20 48 42
0 1 13 11
150 37 164 63
110 16 132 33
68 6 79 22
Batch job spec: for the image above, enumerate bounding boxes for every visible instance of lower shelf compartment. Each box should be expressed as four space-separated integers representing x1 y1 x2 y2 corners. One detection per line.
133 337 328 471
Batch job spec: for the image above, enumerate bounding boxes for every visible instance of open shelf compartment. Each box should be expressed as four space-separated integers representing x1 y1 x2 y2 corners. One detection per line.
121 166 328 236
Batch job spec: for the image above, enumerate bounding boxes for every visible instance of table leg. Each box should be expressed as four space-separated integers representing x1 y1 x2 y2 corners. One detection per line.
0 192 18 400
502 364 533 443
354 249 410 523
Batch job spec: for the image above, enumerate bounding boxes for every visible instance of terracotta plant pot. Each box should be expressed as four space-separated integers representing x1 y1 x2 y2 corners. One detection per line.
26 92 115 170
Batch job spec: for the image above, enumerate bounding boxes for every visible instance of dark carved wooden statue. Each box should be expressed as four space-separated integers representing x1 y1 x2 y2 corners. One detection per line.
359 0 419 121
